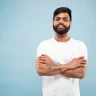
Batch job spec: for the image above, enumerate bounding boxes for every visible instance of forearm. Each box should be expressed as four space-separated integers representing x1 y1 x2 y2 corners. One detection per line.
37 63 71 76
61 67 86 79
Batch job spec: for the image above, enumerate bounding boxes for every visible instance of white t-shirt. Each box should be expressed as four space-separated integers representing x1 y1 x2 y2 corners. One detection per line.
36 37 88 96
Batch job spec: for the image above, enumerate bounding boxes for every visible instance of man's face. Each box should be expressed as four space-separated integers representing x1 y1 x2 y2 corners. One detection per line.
53 13 71 35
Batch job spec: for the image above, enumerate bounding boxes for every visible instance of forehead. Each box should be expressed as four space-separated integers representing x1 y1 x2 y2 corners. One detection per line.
55 13 69 18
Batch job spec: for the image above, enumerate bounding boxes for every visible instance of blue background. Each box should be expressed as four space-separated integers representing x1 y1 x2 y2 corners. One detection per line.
0 0 95 96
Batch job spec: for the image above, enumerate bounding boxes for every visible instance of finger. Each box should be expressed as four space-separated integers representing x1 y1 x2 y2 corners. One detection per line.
40 55 48 59
38 57 46 62
37 56 41 59
78 64 86 68
41 55 52 62
82 60 87 64
42 56 48 61
41 55 50 60
39 56 44 59
39 58 45 61
41 54 48 57
80 62 86 64
39 55 46 59
82 59 87 62
80 61 87 64
79 65 86 68
39 60 46 64
77 56 84 59
81 63 86 67
79 59 87 63
39 56 44 58
41 54 50 58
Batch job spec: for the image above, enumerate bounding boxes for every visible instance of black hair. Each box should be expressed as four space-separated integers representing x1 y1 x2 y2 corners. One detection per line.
53 7 72 21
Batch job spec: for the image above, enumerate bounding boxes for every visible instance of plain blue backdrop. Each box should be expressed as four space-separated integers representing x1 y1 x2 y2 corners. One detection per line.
0 0 95 96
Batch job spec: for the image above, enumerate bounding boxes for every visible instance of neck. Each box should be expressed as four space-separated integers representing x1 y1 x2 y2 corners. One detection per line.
54 33 70 42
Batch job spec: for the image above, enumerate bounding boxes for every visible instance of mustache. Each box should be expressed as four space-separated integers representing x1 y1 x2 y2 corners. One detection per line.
57 23 66 28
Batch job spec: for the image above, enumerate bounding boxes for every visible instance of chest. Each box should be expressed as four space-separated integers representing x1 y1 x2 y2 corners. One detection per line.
41 44 76 64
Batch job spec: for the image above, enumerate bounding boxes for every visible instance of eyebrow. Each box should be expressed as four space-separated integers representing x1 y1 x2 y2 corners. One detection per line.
55 17 68 19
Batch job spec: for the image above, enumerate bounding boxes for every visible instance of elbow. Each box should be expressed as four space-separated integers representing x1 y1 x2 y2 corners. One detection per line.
78 68 86 79
78 73 85 79
36 66 44 76
36 64 43 76
36 63 47 76
37 69 43 76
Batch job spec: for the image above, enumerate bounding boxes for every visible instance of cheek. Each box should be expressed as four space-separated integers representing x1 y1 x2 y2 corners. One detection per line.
53 21 58 26
64 22 70 27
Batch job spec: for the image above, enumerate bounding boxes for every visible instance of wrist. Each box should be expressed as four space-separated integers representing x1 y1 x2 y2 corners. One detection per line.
59 63 71 73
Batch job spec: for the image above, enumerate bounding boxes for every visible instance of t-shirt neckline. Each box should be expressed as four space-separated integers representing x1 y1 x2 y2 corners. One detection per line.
52 37 72 44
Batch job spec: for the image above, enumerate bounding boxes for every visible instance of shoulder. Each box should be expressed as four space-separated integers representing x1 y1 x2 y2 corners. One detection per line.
37 37 53 48
71 38 87 48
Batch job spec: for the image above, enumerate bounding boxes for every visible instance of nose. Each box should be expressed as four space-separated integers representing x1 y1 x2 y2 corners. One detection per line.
59 19 64 24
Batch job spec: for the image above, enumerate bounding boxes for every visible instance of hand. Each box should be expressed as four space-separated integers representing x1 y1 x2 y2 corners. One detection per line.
69 56 87 69
39 54 54 65
37 56 46 64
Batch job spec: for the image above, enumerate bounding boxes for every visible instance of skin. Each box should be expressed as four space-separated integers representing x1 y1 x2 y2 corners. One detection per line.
36 54 87 79
36 12 88 79
53 12 72 42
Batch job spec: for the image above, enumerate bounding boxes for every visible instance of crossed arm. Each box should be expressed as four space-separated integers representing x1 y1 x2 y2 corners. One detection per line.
36 54 88 79
61 65 87 79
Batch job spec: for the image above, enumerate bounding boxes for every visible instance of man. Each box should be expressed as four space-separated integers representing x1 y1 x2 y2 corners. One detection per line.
36 7 88 96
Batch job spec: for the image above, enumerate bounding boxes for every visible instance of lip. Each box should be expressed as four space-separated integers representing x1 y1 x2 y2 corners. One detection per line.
57 25 65 28
58 26 65 29
58 26 64 28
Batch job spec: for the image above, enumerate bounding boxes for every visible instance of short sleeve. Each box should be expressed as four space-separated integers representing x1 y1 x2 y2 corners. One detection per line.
36 42 44 57
72 41 88 60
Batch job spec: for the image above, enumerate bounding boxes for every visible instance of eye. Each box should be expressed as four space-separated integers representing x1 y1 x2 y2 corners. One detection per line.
55 18 60 21
63 18 69 22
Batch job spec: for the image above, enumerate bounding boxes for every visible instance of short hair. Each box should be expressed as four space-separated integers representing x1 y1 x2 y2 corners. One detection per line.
53 7 72 21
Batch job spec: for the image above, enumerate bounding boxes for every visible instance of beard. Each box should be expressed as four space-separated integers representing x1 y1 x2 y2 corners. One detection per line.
53 24 70 35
